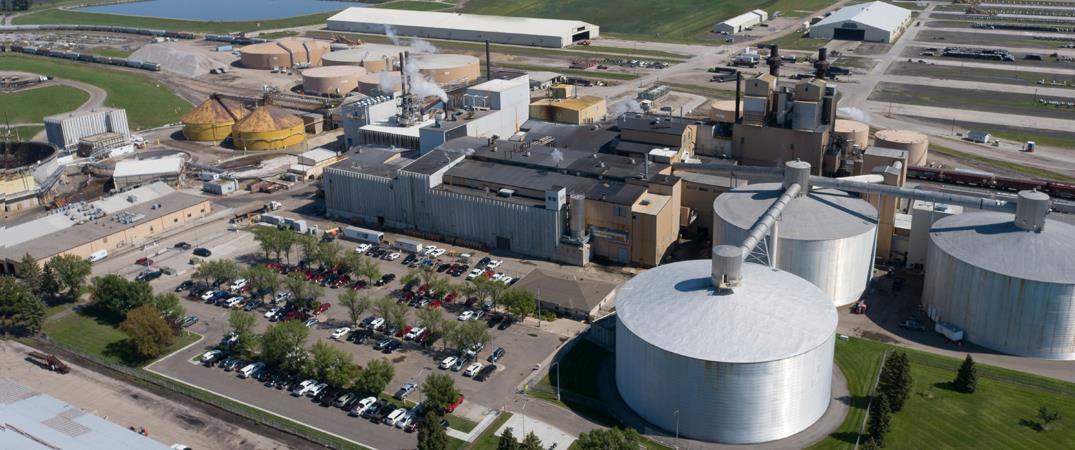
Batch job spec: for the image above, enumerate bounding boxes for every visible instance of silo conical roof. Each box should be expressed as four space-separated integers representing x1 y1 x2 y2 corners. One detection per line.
233 106 304 133
182 96 247 125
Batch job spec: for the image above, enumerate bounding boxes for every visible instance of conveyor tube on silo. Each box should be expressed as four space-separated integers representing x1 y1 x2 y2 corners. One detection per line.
740 182 800 256
809 176 1017 213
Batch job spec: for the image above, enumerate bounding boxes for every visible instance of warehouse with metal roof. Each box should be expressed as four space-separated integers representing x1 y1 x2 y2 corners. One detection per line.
809 1 912 43
327 8 600 48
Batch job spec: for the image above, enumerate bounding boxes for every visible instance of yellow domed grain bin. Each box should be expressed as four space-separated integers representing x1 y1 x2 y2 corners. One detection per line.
182 96 248 141
231 106 305 150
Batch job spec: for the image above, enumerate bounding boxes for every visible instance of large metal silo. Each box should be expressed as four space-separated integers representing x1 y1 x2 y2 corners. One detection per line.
713 183 878 306
615 260 837 444
923 209 1075 360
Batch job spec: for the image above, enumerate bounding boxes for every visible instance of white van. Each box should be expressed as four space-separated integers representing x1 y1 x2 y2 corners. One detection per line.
238 362 264 379
88 250 108 263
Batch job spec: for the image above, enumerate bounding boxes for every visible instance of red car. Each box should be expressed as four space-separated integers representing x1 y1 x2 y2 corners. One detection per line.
314 303 331 315
135 257 153 266
284 310 306 321
445 394 464 413
352 280 368 290
398 325 412 338
443 293 457 303
430 300 442 309
417 284 429 295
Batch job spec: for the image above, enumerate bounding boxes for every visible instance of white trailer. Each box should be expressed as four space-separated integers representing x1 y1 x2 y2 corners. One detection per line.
343 226 385 244
88 249 108 262
935 320 964 342
395 238 424 254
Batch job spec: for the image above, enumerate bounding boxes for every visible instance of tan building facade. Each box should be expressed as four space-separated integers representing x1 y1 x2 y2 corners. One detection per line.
586 175 681 267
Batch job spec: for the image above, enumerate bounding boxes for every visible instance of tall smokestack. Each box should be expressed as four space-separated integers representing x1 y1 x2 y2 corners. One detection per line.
399 52 408 96
814 47 830 79
767 44 782 77
485 40 492 80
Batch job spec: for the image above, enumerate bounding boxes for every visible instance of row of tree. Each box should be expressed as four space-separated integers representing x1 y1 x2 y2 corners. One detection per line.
1 254 94 337
495 426 643 450
866 351 912 448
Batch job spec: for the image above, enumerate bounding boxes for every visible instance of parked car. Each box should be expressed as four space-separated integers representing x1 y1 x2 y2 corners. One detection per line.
174 241 192 250
381 339 401 354
200 350 224 366
393 382 417 400
457 310 474 321
175 280 194 292
474 364 496 382
306 382 328 398
374 338 394 351
376 273 396 286
230 278 248 291
221 358 243 372
136 270 162 282
396 410 417 429
350 396 378 417
497 317 514 330
314 303 331 315
464 362 483 377
404 327 425 340
356 243 372 253
135 256 153 266
488 347 506 363
451 355 470 372
334 392 356 409
238 362 265 379
385 408 408 426
367 317 385 330
224 296 244 308
331 327 351 339
265 307 281 319
899 319 926 331
304 318 318 328
439 356 458 369
291 379 317 396
445 394 464 413
192 247 212 257
180 315 199 328
369 402 395 423
243 299 262 311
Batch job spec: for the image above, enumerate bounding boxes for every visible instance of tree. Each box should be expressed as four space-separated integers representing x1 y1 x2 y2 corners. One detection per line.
877 351 911 412
339 290 370 326
153 293 185 322
418 410 448 450
228 310 259 360
867 394 892 447
374 296 408 330
306 341 358 387
356 257 382 285
461 277 505 309
447 320 491 355
251 226 279 261
318 241 343 270
120 305 175 359
244 265 280 299
1038 406 1061 431
498 427 520 450
43 254 91 301
500 288 536 319
297 234 320 266
416 307 448 342
521 431 543 450
193 259 241 287
90 274 153 321
422 373 460 412
16 253 42 294
0 276 46 336
283 271 323 312
860 437 881 450
574 428 642 450
261 320 309 371
955 354 977 394
353 358 395 396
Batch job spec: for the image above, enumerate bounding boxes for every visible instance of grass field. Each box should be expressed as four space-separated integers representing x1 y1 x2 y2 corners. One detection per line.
1 126 43 139
258 31 299 39
13 9 338 34
460 0 841 42
763 31 831 51
929 143 1075 183
0 55 190 130
86 46 133 58
3 85 88 124
445 414 478 433
869 82 1075 121
375 0 452 11
888 62 1074 90
43 312 200 367
469 412 514 450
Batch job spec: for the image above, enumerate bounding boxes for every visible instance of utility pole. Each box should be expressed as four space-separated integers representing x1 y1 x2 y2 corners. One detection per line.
673 409 680 449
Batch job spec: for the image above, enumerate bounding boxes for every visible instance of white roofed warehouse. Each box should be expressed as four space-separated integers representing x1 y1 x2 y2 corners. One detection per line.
809 1 912 43
326 8 600 48
713 9 768 34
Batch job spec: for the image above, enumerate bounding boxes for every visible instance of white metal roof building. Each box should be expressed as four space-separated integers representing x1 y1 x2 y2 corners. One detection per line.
327 8 600 48
112 156 184 189
44 108 130 150
809 1 912 43
712 9 768 34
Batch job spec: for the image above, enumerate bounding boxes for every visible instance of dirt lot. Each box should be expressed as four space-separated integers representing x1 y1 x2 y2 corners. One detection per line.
916 29 1067 50
869 81 1075 120
888 60 1075 88
903 45 1075 70
0 340 286 449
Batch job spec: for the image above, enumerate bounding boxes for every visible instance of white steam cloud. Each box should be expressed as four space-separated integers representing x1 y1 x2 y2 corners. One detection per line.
608 99 643 118
550 148 564 166
403 53 448 102
378 71 398 92
384 24 400 45
384 24 437 53
838 106 872 125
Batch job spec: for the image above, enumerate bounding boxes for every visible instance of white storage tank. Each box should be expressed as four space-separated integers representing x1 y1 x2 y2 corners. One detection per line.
713 183 878 306
923 191 1075 360
616 259 837 444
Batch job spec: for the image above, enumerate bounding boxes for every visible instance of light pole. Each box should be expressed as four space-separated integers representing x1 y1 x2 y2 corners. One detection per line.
673 409 680 449
551 362 561 401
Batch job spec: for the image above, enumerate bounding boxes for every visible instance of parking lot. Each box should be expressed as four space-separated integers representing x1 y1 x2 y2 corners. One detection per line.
107 218 571 448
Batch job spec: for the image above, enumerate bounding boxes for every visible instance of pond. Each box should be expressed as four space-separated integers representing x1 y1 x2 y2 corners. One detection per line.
76 0 364 22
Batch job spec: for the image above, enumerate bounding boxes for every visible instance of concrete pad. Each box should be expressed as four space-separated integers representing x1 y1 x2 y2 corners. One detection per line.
496 414 576 450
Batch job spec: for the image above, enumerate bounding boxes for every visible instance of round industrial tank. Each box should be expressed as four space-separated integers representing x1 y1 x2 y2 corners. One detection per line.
302 65 366 96
709 100 742 124
356 71 402 95
713 183 878 306
616 260 837 444
923 200 1075 360
412 54 480 85
875 129 928 166
239 42 290 69
181 96 248 141
231 106 305 150
834 119 868 151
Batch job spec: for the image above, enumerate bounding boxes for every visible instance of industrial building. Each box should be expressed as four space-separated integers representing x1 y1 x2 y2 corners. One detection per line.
923 191 1075 360
907 200 962 269
511 268 618 320
203 178 238 196
112 156 184 189
327 8 600 48
239 37 331 69
44 108 130 150
714 182 878 306
529 95 607 125
0 380 171 450
301 65 367 96
713 9 768 34
809 1 912 43
289 147 344 179
0 140 63 214
0 182 211 273
181 95 248 142
231 105 306 150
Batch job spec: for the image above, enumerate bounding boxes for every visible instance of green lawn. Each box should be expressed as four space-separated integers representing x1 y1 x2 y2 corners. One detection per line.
763 31 831 51
13 8 338 34
258 31 299 39
461 0 839 41
375 1 452 11
87 46 133 58
1 126 44 140
43 311 199 367
469 412 513 450
811 337 1075 449
0 55 190 130
2 84 88 124
446 414 479 433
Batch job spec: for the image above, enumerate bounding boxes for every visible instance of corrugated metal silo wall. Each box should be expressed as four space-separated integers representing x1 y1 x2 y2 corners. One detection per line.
714 216 875 306
615 318 835 444
923 239 1075 360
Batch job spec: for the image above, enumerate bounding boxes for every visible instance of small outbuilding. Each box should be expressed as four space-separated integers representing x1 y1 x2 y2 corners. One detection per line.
203 178 239 196
113 156 183 189
966 131 992 144
809 1 911 43
512 268 618 321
